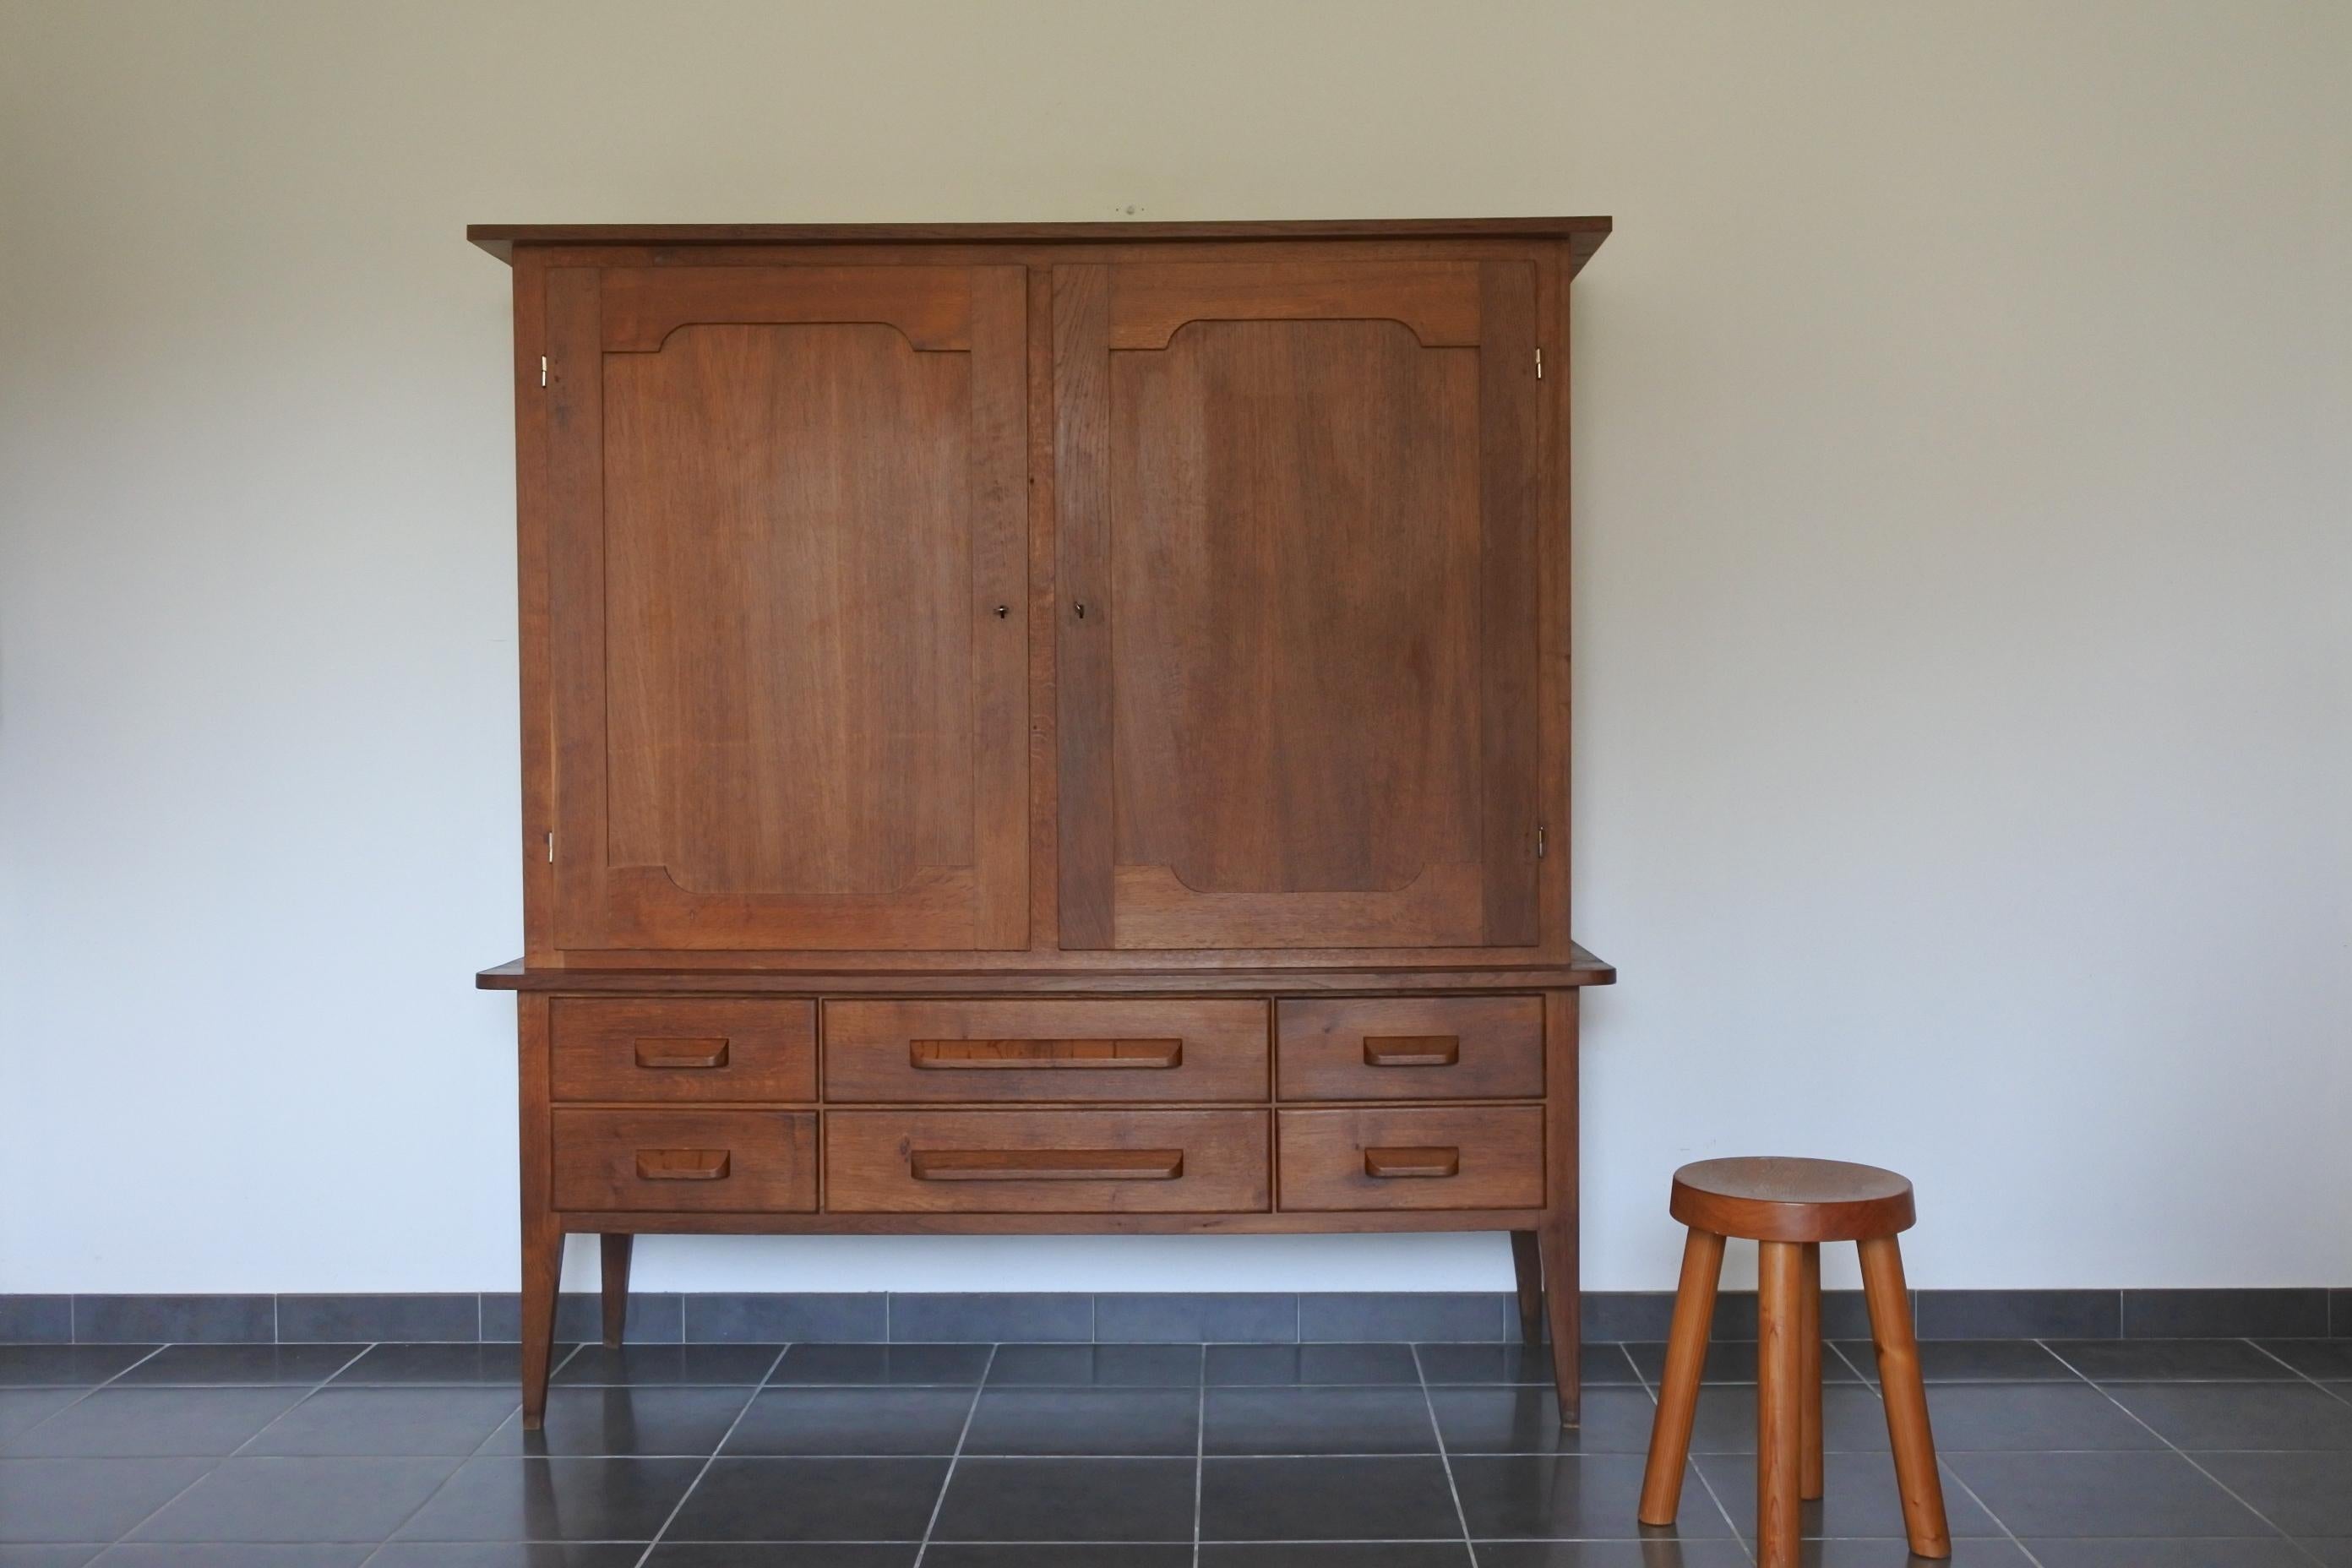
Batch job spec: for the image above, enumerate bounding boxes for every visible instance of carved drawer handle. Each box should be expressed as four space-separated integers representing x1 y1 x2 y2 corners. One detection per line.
909 1148 1185 1182
634 1037 731 1070
911 1038 1182 1070
635 1149 732 1181
1364 1146 1461 1179
1362 1035 1461 1068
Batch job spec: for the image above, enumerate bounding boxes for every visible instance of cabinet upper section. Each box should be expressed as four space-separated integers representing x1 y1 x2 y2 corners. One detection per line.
490 221 1609 971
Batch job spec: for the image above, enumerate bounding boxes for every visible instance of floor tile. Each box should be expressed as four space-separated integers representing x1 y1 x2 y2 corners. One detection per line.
1909 1381 2164 1451
1695 1451 2001 1538
925 1549 1193 1568
0 1550 101 1568
2108 1380 2352 1449
2023 1542 2311 1567
934 1456 1193 1542
1 1389 303 1457
1682 1383 1891 1455
2042 1338 2286 1381
113 1347 365 1387
720 1386 975 1456
1632 1342 1865 1385
476 1385 750 1456
393 1454 700 1541
2296 1540 2352 1567
86 1549 371 1566
2191 1451 2352 1536
1794 1545 2034 1565
1453 1452 1729 1539
0 1349 158 1389
329 1344 555 1386
128 1456 457 1543
1203 1548 1474 1566
645 1549 915 1568
985 1343 1201 1386
1469 1545 1752 1567
1917 1288 2122 1341
0 1458 212 1544
664 1456 948 1542
373 1545 650 1566
1944 1449 2274 1537
1430 1386 1658 1455
963 1386 1196 1456
1206 1342 1420 1386
372 1547 650 1566
2251 1339 2352 1380
1418 1343 1564 1386
0 1391 83 1442
553 1345 780 1386
1832 1339 2072 1383
767 1344 990 1386
1205 1384 1438 1454
1200 1454 1462 1540
241 1387 523 1456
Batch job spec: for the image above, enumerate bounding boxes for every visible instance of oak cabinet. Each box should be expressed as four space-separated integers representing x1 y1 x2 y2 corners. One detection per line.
474 219 1614 1429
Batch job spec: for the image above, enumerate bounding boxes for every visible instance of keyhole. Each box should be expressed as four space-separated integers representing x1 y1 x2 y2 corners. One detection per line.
994 605 1009 618
1074 602 1087 618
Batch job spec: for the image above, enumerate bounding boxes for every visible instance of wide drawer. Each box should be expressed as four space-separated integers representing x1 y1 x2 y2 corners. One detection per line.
823 999 1268 1102
1277 1106 1544 1211
827 1109 1270 1212
552 1108 818 1211
1277 996 1542 1101
552 999 817 1102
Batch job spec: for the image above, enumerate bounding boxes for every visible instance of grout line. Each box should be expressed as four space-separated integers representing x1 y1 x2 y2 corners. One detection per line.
1408 1342 1478 1565
1192 1342 1207 1568
2244 1336 2352 1407
910 1341 996 1568
631 1340 792 1568
2035 1338 2329 1566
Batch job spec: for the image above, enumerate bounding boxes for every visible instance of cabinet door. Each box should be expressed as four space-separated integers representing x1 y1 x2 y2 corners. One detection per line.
544 265 1027 951
1055 259 1543 950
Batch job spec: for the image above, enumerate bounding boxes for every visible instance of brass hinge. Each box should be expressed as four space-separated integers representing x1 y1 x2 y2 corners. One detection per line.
1536 824 1547 858
539 355 548 388
1534 347 1544 380
545 831 555 863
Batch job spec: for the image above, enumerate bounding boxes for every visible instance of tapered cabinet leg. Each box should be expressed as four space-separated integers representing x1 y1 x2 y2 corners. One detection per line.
1756 1239 1806 1568
1861 1236 1951 1558
1637 1227 1725 1526
1510 1231 1544 1346
519 1213 564 1431
599 1234 634 1348
1799 1241 1823 1499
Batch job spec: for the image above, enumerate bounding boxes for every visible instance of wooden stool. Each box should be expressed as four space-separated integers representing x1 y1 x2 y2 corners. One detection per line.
1637 1157 1950 1565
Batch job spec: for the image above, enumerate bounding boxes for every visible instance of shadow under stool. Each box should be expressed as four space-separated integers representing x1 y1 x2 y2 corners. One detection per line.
1636 1156 1951 1565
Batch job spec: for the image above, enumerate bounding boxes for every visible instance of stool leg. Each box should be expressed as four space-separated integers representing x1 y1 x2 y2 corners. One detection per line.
1757 1240 1805 1568
1799 1241 1823 1499
1638 1227 1724 1526
1860 1236 1951 1558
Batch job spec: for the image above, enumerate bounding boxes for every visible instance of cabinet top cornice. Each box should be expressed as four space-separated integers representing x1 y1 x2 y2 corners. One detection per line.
467 217 1611 268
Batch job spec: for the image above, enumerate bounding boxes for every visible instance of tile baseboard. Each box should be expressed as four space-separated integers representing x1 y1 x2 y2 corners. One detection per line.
5 1288 2344 1345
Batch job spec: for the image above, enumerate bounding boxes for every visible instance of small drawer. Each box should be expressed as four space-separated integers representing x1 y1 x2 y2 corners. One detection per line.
552 999 816 1102
824 999 1268 1103
827 1109 1269 1213
1277 1106 1544 1211
1277 997 1542 1101
552 1108 817 1211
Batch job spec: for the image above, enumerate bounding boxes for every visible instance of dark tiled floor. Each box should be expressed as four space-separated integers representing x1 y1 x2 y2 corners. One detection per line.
3 1339 2352 1562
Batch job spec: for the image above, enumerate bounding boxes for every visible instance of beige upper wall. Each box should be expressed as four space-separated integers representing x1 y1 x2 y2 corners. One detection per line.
2 0 2346 1291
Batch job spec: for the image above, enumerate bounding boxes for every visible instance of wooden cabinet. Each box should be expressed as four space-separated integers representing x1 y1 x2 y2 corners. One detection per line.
473 219 1614 1430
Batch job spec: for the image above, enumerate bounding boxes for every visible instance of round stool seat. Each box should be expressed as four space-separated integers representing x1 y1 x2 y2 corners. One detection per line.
1669 1157 1915 1243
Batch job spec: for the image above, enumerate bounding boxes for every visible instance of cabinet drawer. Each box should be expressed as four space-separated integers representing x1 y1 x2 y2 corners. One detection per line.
552 1108 817 1211
1277 1107 1543 1211
552 999 816 1102
827 1109 1269 1213
1277 997 1542 1101
823 999 1268 1102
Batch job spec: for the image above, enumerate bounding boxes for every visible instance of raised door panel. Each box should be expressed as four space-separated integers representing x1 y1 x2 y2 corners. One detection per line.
1055 260 1543 950
545 265 1027 951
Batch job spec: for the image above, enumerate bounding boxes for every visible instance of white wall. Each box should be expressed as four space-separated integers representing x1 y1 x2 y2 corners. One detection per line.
3 0 2346 1298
